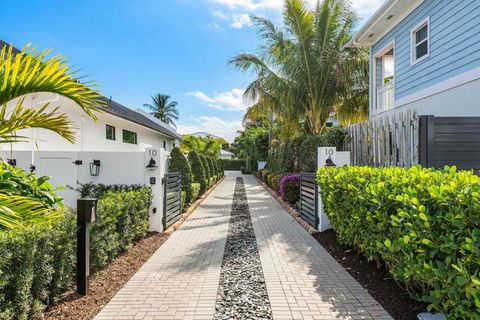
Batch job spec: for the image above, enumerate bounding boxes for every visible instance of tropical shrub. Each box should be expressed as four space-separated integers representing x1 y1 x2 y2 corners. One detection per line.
317 165 480 319
0 162 63 229
217 158 225 177
188 151 207 195
169 147 193 205
199 154 210 181
279 173 301 204
268 127 347 173
191 183 200 202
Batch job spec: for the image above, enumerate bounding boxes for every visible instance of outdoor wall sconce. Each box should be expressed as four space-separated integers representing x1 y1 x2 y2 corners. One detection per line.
89 160 101 176
30 165 36 172
325 156 336 167
146 157 158 170
7 159 16 167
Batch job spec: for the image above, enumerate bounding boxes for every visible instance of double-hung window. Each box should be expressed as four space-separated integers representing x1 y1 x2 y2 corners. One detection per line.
411 18 430 64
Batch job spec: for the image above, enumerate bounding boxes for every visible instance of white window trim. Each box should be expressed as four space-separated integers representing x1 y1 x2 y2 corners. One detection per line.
373 40 395 114
411 17 430 65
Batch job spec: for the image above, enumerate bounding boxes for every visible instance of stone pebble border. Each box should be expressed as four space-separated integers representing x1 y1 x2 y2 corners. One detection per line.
255 176 319 235
214 177 273 320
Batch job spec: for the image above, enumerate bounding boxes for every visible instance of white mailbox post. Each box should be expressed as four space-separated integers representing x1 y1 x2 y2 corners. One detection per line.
317 147 350 232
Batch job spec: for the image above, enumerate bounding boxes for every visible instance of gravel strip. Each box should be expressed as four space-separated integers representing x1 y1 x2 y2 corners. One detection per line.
214 177 272 320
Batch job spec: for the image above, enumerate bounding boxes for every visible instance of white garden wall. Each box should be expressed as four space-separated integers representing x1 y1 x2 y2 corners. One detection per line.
0 147 169 233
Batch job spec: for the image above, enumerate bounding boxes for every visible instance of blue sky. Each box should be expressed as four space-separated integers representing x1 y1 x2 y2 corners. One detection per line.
0 0 383 142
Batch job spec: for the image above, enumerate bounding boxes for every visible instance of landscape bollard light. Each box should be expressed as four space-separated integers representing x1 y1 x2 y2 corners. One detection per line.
77 198 97 296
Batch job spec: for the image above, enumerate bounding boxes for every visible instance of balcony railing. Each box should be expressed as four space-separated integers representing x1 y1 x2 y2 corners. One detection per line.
376 82 395 113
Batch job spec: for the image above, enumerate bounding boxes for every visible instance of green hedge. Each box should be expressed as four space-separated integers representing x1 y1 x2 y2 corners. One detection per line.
169 147 193 205
199 154 210 181
268 127 347 173
317 166 480 319
191 183 200 202
0 187 152 319
79 183 145 198
222 159 257 171
188 151 207 195
90 187 152 272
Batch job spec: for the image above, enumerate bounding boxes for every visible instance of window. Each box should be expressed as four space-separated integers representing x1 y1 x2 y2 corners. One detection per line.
122 129 137 144
106 125 116 140
163 141 166 149
412 18 429 64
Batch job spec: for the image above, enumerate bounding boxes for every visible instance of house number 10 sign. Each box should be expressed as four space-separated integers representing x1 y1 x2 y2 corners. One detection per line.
318 147 337 169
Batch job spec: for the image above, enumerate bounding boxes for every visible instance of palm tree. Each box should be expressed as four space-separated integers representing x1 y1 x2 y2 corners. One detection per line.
143 93 179 128
230 0 369 135
0 43 103 228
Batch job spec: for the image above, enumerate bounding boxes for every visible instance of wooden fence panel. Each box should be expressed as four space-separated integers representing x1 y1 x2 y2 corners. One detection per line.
346 111 419 168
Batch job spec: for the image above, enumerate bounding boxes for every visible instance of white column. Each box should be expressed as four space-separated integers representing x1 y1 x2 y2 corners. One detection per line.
145 147 164 232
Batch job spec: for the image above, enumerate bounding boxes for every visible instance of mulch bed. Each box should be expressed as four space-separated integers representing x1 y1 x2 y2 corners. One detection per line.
256 176 427 320
41 177 225 320
314 230 427 320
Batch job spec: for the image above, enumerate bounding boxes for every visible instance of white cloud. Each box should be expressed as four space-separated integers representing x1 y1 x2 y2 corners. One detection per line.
208 0 384 29
351 0 384 20
177 116 243 142
231 13 252 28
188 88 249 111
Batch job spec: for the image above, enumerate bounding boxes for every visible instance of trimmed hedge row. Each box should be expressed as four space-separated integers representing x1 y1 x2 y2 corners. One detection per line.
317 166 480 319
0 187 152 319
221 159 258 172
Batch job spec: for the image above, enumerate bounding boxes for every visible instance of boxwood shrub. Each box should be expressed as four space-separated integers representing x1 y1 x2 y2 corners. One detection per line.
191 182 200 202
188 151 207 195
199 154 210 182
317 165 480 319
206 157 216 181
169 147 193 205
0 187 152 319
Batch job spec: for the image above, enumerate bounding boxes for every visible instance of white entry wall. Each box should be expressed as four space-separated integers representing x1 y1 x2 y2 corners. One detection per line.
0 148 169 233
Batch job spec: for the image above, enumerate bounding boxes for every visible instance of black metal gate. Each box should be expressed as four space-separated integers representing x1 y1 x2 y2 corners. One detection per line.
163 172 182 229
300 172 318 228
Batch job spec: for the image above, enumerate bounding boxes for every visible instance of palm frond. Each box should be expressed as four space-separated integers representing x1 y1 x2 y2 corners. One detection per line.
0 44 104 120
0 99 76 143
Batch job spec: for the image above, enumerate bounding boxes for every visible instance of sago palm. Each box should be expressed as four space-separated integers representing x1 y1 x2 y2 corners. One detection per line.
231 0 368 135
143 93 179 128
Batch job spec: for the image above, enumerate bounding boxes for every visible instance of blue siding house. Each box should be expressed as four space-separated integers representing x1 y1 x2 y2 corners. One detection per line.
349 0 480 119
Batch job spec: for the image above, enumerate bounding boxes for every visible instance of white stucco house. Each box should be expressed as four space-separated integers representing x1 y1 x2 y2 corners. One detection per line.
219 149 235 160
348 0 480 119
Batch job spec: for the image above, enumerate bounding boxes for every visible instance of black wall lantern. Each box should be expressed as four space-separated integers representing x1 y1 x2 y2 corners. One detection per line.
146 157 158 170
89 160 101 176
7 159 16 167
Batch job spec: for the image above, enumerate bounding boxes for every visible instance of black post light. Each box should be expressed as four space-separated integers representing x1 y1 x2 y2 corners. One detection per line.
89 160 101 176
77 198 97 295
